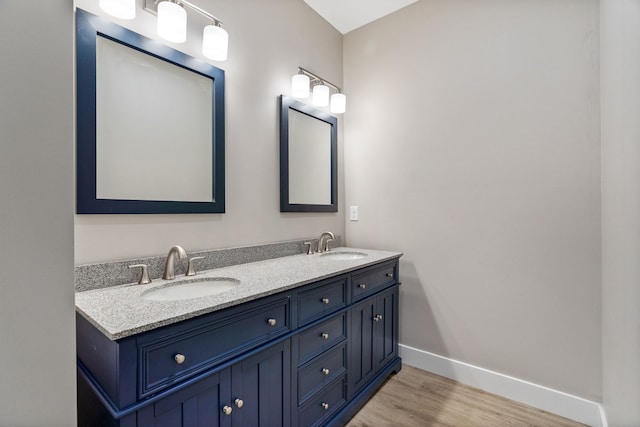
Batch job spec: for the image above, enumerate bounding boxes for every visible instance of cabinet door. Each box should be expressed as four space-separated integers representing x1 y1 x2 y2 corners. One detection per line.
136 369 230 427
231 339 291 427
374 286 398 370
349 286 398 397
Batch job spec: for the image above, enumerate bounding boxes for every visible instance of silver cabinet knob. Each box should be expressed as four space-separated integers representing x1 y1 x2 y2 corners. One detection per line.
234 398 244 408
267 318 277 326
386 272 393 278
322 368 330 376
222 405 233 416
321 298 330 304
174 353 186 364
374 314 383 322
321 332 329 340
321 402 329 410
358 283 366 289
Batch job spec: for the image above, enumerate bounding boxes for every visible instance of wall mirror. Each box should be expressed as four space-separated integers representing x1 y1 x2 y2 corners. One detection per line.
76 9 225 214
279 96 338 212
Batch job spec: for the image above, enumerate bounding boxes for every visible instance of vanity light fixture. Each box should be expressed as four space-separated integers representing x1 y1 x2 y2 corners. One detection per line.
330 92 346 114
291 67 346 114
202 22 228 61
117 0 230 62
312 83 330 107
291 73 310 98
157 0 187 43
99 0 136 20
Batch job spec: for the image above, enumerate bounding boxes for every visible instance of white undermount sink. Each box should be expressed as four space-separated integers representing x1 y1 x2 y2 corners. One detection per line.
141 277 240 301
320 251 368 261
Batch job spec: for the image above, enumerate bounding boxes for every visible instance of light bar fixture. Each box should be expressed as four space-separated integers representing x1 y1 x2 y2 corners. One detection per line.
100 0 229 62
291 67 346 114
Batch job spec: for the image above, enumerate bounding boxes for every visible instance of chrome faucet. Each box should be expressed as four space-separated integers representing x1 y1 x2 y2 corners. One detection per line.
317 231 335 253
163 245 187 280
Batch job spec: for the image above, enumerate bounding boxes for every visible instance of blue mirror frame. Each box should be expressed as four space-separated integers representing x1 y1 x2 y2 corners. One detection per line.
76 9 225 214
279 95 338 213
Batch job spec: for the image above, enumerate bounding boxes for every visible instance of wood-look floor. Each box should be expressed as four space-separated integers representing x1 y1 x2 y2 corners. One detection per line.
346 365 588 427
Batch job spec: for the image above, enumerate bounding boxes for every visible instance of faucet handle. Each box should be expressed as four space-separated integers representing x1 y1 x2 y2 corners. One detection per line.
186 256 205 276
304 242 315 255
128 264 151 285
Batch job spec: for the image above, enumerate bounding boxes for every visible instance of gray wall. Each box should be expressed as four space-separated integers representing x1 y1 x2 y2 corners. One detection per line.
0 1 76 425
344 0 602 400
601 0 640 424
74 0 345 264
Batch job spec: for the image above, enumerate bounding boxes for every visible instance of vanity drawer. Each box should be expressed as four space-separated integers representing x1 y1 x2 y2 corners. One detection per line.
298 343 347 405
138 296 290 398
351 260 398 302
298 376 346 427
298 313 346 365
297 277 347 327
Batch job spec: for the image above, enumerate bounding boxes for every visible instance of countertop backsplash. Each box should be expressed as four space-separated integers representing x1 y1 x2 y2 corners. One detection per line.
75 236 342 292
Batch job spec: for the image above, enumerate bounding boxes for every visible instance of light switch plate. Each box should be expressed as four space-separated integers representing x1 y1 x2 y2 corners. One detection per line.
350 206 359 221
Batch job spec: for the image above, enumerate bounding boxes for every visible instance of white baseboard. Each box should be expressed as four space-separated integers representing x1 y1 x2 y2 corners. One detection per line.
399 344 606 427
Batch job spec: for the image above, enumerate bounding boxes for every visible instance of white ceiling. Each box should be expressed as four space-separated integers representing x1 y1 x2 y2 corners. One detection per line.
304 0 419 34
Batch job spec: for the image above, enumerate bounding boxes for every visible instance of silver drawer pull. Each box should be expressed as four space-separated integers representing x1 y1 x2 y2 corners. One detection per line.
321 332 329 340
386 273 393 278
322 368 330 376
174 353 186 364
358 283 366 289
321 298 330 304
267 318 277 326
222 405 233 416
234 398 244 408
321 402 329 410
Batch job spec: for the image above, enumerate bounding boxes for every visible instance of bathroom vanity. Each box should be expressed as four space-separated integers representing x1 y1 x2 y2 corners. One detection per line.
76 248 402 426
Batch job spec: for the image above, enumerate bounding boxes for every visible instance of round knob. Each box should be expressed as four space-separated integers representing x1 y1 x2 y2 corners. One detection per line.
322 368 330 376
222 405 233 416
174 353 186 364
321 402 329 410
321 332 329 340
374 314 383 322
359 283 366 289
267 318 277 326
321 298 330 304
386 273 393 278
234 398 244 408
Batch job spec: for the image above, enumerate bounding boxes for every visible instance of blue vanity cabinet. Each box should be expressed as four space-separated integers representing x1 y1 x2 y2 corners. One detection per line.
77 256 402 427
77 291 292 427
349 286 399 398
135 339 291 427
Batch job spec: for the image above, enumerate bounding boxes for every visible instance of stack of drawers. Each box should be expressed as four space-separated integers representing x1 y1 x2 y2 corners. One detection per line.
295 276 349 427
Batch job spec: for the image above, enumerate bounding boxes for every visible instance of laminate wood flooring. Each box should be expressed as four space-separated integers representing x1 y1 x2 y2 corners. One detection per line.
346 365 588 427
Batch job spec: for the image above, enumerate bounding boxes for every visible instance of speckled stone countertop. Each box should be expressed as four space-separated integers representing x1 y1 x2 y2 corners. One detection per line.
75 247 402 341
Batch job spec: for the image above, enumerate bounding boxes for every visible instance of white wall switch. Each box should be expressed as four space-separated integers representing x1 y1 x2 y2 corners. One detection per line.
350 206 359 221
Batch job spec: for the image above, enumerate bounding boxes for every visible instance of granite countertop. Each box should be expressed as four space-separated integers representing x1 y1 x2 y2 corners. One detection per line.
75 247 402 341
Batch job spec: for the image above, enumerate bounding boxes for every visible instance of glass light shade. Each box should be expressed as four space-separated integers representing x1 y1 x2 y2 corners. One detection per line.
312 84 330 107
157 1 187 43
202 25 229 61
99 0 136 20
330 93 346 114
291 74 310 98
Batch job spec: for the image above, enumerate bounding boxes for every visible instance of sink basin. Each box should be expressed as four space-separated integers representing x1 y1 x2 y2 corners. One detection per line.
141 278 240 301
320 251 368 261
